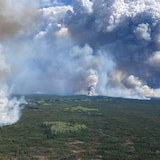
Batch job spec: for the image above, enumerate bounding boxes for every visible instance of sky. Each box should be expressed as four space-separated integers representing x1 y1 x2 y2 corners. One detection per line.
1 0 160 100
39 0 72 7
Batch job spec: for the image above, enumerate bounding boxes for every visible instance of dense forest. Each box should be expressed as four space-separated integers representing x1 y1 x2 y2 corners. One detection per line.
0 95 160 160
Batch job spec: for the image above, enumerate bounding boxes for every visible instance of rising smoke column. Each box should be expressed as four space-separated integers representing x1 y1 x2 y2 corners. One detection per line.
0 0 38 126
0 46 22 126
63 0 160 98
9 0 115 96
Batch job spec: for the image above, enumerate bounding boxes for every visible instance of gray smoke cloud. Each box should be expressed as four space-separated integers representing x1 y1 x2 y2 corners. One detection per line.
0 0 38 41
2 0 160 101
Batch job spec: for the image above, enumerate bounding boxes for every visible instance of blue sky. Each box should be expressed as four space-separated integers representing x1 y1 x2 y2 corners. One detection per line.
59 0 72 5
40 0 72 7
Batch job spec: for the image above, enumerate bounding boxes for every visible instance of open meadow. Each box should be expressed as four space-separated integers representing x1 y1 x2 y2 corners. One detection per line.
0 95 160 160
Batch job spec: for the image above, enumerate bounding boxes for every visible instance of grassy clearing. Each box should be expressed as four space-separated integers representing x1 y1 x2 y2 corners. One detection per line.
42 121 87 136
64 106 99 113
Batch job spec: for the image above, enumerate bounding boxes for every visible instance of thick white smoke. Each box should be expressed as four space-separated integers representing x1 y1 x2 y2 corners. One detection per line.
3 0 160 101
0 47 23 127
0 85 22 126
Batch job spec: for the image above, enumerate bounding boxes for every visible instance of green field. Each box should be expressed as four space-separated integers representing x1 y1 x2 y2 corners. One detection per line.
0 95 160 160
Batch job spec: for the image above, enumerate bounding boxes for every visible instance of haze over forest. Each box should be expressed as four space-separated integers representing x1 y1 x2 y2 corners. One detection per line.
2 0 160 126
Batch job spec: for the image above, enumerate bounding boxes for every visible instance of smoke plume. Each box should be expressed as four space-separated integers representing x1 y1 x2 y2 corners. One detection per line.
0 46 23 127
0 0 38 126
2 0 160 107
